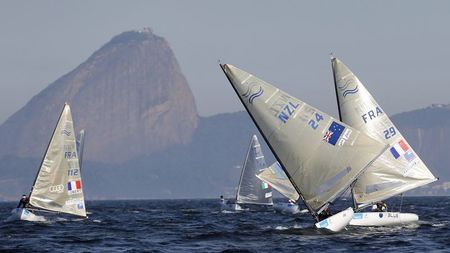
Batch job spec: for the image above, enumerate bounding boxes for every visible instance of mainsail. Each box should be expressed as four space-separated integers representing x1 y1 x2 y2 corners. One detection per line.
220 64 387 215
29 104 87 217
236 135 273 205
331 57 437 207
257 162 299 202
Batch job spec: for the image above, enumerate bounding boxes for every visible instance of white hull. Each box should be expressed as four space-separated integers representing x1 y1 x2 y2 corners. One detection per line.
315 207 354 232
221 202 244 211
6 208 46 222
349 212 419 226
273 202 307 214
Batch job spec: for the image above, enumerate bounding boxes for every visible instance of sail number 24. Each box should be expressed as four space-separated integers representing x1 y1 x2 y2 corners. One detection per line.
308 113 324 130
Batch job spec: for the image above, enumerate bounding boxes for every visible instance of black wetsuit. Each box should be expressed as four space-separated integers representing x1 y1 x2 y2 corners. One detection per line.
375 202 387 212
318 210 333 221
17 197 29 208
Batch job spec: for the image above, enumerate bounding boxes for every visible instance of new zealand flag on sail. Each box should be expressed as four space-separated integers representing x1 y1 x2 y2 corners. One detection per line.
323 121 345 146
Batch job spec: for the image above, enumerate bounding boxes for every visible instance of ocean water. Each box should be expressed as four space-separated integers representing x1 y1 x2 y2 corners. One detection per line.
0 197 449 252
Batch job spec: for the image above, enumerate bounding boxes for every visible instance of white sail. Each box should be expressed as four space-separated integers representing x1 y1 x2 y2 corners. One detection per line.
29 104 87 217
236 135 273 205
220 64 387 214
331 57 437 207
257 162 299 202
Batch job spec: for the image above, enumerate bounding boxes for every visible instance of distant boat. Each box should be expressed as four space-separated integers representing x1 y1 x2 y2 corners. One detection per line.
7 104 87 222
220 64 387 232
331 56 437 226
221 135 273 211
257 162 305 214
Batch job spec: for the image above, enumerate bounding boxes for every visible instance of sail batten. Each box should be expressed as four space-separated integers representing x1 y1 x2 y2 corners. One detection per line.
235 135 273 205
221 64 387 214
29 104 87 217
331 57 437 206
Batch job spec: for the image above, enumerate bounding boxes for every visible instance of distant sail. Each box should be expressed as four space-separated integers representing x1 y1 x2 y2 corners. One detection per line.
29 104 87 217
220 64 387 213
76 129 85 169
257 162 299 202
331 57 437 207
236 135 273 205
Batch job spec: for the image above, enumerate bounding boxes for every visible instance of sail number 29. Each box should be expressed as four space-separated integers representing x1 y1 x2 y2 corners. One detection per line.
383 127 396 139
308 113 324 130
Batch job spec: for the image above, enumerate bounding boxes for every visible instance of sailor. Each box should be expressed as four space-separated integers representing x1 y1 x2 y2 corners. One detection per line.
372 201 388 212
318 207 333 221
220 195 227 205
17 194 29 208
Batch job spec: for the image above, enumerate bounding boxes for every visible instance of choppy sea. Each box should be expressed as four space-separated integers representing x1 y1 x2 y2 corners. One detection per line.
0 197 449 252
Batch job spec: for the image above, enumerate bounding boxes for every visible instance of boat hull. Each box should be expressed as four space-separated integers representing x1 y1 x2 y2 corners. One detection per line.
315 207 354 232
349 212 419 226
273 202 302 214
6 208 46 222
221 202 244 211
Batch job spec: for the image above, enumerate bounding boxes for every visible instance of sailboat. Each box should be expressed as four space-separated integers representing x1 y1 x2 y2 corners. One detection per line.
221 135 273 211
331 56 437 226
7 103 87 221
220 63 388 232
256 162 305 214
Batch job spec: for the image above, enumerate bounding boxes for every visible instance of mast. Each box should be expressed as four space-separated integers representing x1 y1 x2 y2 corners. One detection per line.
332 55 359 210
77 129 85 170
331 54 343 122
28 103 68 200
350 182 358 209
219 64 319 220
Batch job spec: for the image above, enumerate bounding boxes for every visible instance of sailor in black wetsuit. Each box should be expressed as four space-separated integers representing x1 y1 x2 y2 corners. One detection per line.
318 207 333 221
17 194 29 208
373 201 388 212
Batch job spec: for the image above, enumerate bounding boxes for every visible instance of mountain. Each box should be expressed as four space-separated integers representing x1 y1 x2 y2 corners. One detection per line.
0 28 198 164
391 104 450 184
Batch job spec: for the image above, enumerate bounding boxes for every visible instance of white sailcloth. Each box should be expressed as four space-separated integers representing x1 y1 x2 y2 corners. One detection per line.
220 64 387 213
257 162 299 202
29 104 87 217
236 135 273 205
331 57 437 207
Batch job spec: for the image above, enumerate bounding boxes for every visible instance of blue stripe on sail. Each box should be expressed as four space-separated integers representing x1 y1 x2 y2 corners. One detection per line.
68 182 72 191
390 147 400 159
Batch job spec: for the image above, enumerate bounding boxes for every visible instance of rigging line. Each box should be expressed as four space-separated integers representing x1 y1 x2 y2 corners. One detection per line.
399 193 404 212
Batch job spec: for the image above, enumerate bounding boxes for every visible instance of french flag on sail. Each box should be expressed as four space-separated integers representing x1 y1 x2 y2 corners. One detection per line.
68 180 82 194
390 139 411 159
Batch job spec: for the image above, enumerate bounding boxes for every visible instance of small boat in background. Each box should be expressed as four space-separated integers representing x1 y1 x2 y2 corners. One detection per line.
221 135 273 211
257 162 304 214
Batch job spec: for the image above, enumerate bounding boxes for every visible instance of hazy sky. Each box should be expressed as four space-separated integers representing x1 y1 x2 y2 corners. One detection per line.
0 1 449 124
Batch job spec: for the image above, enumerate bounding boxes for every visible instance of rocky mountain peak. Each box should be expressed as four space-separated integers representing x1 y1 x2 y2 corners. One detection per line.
0 29 198 163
